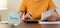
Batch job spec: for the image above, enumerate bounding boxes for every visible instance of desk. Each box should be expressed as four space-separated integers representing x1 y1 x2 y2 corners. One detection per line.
0 21 60 28
16 22 60 28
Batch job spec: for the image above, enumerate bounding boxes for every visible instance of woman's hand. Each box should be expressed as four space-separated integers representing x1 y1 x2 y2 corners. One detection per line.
47 12 59 21
20 12 32 22
25 12 32 20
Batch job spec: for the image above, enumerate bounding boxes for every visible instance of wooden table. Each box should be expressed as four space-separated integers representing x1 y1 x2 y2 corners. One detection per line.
16 22 60 28
0 21 60 28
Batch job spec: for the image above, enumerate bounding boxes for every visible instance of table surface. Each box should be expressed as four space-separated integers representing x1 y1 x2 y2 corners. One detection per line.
0 21 60 28
14 22 60 28
0 22 60 28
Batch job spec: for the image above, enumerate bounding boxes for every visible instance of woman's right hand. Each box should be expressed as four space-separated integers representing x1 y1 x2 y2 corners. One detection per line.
25 12 32 20
20 12 33 22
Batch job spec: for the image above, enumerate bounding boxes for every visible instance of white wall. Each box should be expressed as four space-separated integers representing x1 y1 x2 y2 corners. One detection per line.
0 0 8 21
0 10 8 21
7 0 22 12
0 0 22 21
0 0 7 8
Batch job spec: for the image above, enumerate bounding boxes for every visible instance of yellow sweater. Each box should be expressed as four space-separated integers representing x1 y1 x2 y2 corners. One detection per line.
19 0 56 20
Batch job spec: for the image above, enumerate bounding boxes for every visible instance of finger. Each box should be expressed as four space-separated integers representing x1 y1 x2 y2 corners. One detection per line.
25 14 32 20
25 13 32 18
20 17 25 22
28 15 33 20
21 15 25 21
28 12 32 17
25 13 30 17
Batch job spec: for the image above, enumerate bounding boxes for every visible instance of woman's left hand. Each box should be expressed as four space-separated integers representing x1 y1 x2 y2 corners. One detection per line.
47 12 59 21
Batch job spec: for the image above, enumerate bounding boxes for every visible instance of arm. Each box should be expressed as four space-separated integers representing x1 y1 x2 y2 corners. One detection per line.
46 0 59 21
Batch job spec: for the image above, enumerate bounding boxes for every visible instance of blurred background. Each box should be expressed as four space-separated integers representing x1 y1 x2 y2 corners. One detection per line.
0 0 22 21
0 0 60 21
